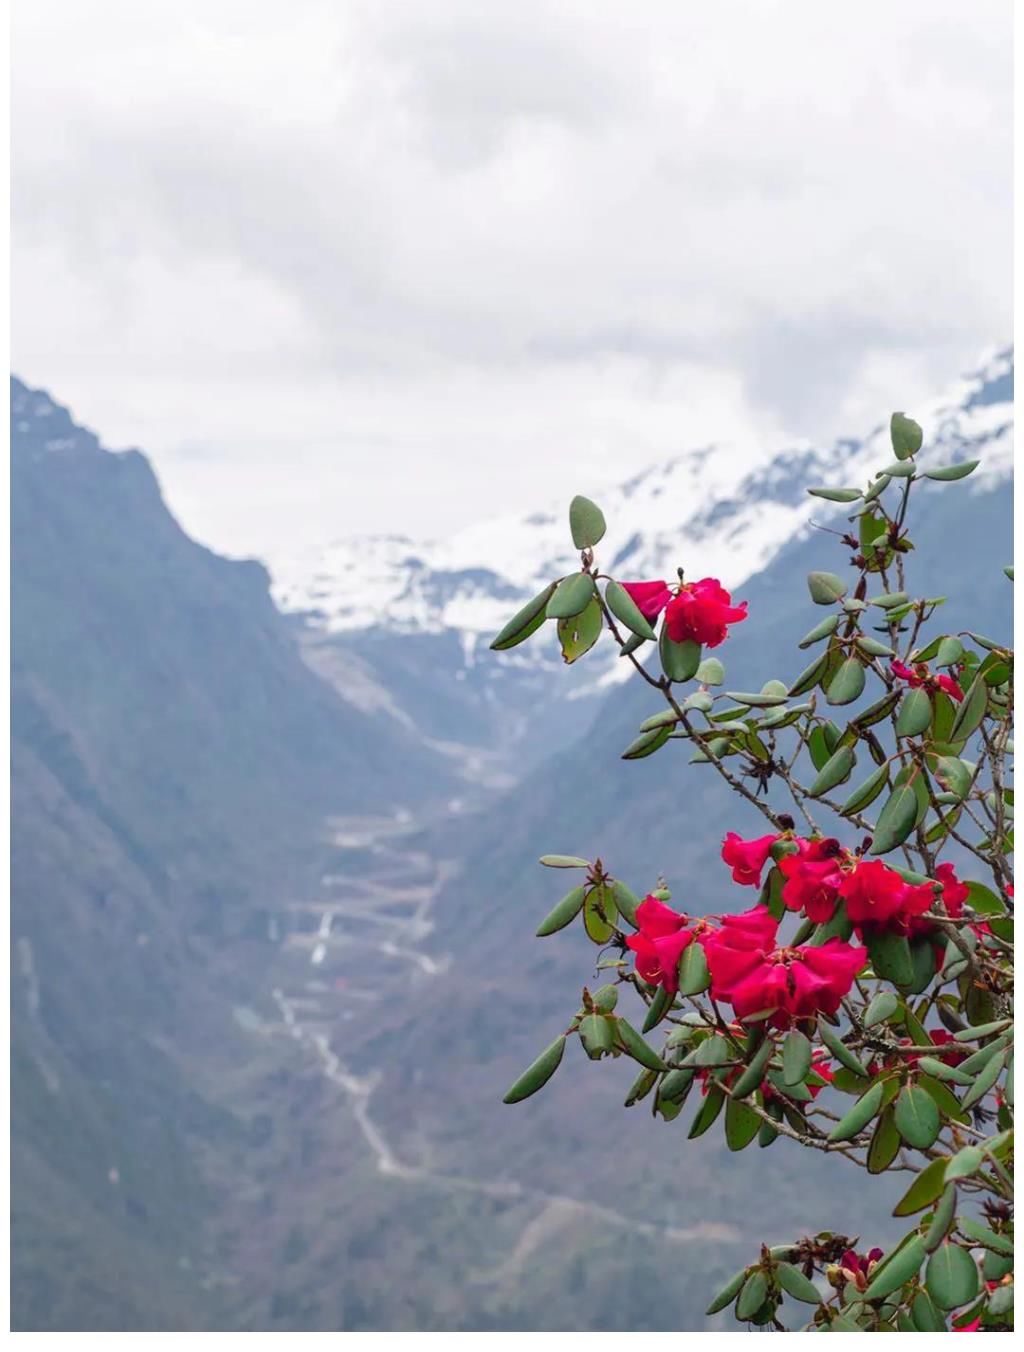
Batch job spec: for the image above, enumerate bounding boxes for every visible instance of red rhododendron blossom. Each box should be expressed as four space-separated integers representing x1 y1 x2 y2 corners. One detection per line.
778 839 847 923
665 578 748 649
891 659 964 704
721 831 779 886
935 862 970 919
704 905 866 1027
625 896 694 993
621 580 674 621
839 859 935 935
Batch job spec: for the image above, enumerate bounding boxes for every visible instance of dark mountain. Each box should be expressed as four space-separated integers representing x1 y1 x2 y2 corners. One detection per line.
9 377 455 1329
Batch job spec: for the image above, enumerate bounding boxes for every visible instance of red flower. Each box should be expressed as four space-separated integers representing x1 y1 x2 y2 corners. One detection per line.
625 895 694 994
621 577 748 649
621 580 674 621
839 1247 885 1291
666 578 748 648
935 862 970 919
937 674 966 702
779 838 847 923
891 659 964 703
721 831 779 886
839 859 935 936
704 905 866 1027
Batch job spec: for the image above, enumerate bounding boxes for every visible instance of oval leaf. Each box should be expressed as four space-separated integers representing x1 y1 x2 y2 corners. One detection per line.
569 494 606 549
490 582 557 650
605 579 656 640
547 572 597 619
503 1036 566 1103
535 885 587 936
925 1243 979 1311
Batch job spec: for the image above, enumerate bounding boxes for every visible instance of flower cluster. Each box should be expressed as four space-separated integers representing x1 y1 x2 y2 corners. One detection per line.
622 577 748 648
721 830 971 945
703 906 866 1028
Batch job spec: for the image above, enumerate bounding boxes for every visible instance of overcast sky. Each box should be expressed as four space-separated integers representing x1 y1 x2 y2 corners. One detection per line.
12 0 1013 564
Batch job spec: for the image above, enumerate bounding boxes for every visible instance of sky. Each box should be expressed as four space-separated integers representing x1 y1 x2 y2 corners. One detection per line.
12 0 1013 565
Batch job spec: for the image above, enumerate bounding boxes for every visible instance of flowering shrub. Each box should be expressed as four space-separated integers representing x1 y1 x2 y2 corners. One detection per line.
491 413 1014 1332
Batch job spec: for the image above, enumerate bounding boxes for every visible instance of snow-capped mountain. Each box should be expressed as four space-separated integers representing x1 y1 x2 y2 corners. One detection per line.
273 347 1012 649
272 348 1012 768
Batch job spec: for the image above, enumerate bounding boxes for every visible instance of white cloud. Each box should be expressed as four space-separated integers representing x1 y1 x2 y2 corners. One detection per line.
11 0 1012 562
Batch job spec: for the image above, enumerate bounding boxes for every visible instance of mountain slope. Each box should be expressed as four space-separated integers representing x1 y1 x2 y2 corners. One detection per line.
9 377 457 1329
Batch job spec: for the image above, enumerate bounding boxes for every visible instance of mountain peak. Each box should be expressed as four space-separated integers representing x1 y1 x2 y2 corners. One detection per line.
271 347 1013 641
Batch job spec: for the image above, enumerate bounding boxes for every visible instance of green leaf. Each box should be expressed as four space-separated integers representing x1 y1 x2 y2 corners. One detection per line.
776 1261 822 1304
867 1107 902 1174
827 657 866 706
945 1145 985 1182
730 1035 775 1099
949 675 987 742
922 460 979 482
578 1013 615 1060
863 991 900 1028
582 884 617 944
696 656 725 685
659 628 701 683
799 614 840 648
605 579 656 641
923 1184 957 1253
852 690 900 728
959 1216 1014 1256
891 412 923 459
841 763 889 815
621 726 671 760
547 572 597 619
862 1235 925 1299
893 1155 948 1215
489 582 557 650
726 689 789 708
788 651 830 697
557 596 603 663
809 745 856 797
916 1057 973 1087
569 494 607 548
911 1290 947 1330
610 879 640 928
807 571 847 604
642 985 673 1034
817 1020 869 1077
617 1018 666 1071
960 1049 1006 1110
535 885 587 936
705 1267 749 1316
503 1036 566 1103
539 854 590 868
828 1079 885 1141
688 1084 725 1138
677 940 711 996
894 1083 941 1149
724 1096 761 1151
935 636 965 667
933 756 973 800
624 1066 658 1107
808 486 863 502
659 1067 696 1103
863 473 891 502
782 1029 812 1086
869 590 910 609
869 782 919 855
854 635 895 659
896 687 933 737
925 1243 979 1310
736 1269 769 1321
